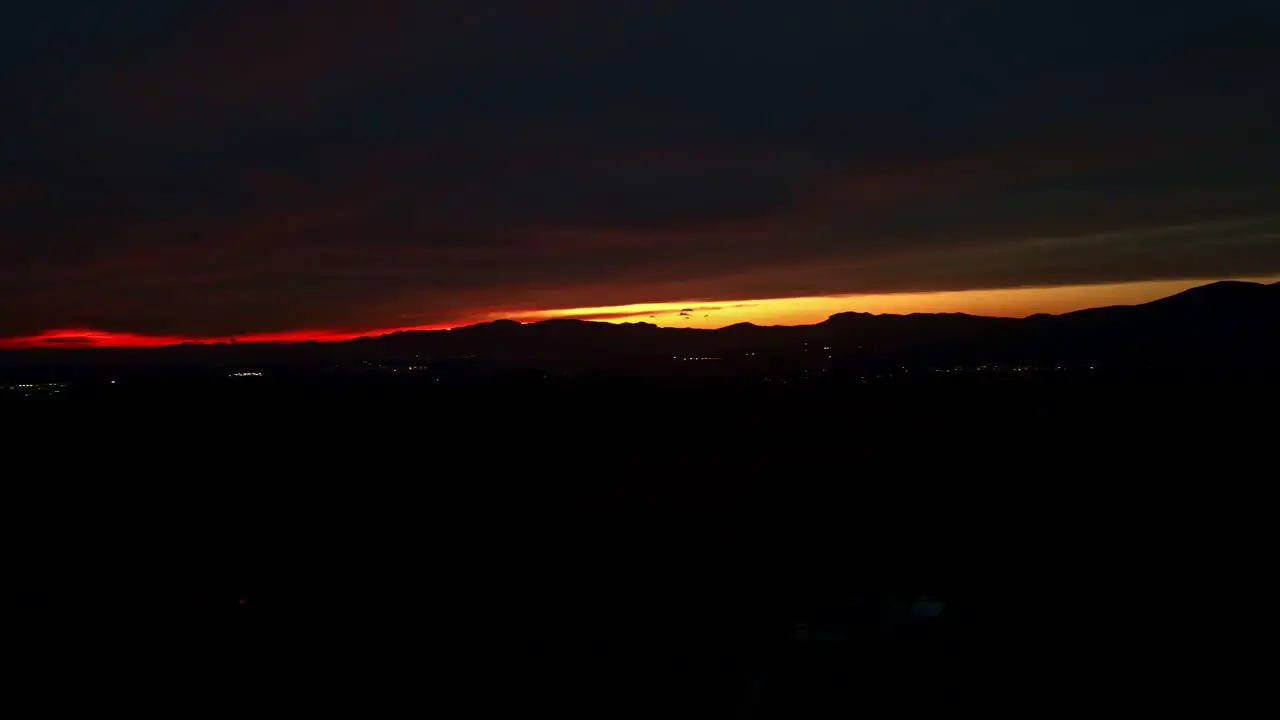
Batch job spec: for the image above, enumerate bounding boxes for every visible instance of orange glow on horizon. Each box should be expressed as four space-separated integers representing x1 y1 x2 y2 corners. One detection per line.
507 276 1280 328
2 276 1274 349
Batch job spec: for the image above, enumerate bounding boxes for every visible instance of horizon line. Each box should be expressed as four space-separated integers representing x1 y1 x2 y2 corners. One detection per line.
2 276 1275 351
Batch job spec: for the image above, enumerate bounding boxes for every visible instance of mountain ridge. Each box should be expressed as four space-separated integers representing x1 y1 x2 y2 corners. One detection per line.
1 281 1274 374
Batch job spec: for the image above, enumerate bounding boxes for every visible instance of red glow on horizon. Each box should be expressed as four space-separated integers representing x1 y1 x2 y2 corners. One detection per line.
0 322 465 350
0 328 196 349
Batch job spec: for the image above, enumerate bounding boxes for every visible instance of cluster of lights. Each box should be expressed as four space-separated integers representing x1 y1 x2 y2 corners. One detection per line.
3 381 69 396
229 372 264 377
925 365 1091 374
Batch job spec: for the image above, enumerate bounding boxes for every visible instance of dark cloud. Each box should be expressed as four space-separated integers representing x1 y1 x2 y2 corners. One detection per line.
39 337 94 345
2 1 1279 338
552 311 669 322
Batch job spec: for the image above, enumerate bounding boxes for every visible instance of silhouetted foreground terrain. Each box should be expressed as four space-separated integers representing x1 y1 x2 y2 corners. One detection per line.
11 371 1273 712
8 282 1276 713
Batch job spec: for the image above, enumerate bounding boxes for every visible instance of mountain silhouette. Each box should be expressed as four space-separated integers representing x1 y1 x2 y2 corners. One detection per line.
1063 279 1275 319
355 280 1275 365
1 281 1275 375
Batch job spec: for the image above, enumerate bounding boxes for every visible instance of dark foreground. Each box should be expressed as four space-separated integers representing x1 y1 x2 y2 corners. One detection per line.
9 372 1273 713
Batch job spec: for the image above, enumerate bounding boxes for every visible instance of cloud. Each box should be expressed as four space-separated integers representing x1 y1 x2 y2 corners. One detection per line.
103 2 466 121
701 217 1280 301
540 311 662 322
2 136 1277 338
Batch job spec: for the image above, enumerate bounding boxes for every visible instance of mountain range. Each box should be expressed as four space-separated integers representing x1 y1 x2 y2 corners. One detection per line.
2 281 1276 374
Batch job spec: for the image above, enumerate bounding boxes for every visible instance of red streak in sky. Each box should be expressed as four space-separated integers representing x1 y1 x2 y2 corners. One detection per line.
0 323 463 350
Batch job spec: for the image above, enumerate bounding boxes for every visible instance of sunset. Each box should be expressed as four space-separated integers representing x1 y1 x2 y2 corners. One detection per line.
5 275 1276 349
7 2 1278 700
3 3 1277 346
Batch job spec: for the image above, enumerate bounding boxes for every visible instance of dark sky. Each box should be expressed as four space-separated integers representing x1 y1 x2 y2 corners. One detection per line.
3 1 1278 340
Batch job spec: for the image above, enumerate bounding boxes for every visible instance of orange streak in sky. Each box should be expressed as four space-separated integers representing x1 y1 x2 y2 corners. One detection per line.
2 276 1275 349
507 276 1280 328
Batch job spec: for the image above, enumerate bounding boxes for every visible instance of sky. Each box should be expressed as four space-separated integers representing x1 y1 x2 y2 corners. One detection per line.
2 1 1278 348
